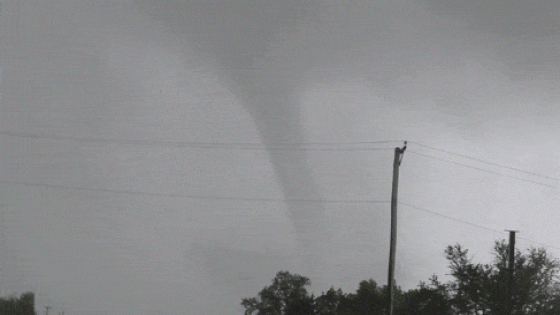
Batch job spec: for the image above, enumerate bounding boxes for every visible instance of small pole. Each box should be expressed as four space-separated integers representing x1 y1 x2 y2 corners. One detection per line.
507 230 517 315
45 306 52 315
388 141 406 315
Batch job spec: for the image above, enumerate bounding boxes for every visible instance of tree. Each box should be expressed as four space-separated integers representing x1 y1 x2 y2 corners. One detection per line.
314 287 345 315
241 271 314 315
242 241 560 315
334 279 389 315
396 275 452 315
0 292 36 315
445 240 560 315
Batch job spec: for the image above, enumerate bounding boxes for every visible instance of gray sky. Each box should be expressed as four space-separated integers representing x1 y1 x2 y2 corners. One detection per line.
1 1 559 314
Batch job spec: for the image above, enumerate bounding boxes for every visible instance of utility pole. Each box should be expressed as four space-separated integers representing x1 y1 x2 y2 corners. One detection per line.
44 306 52 315
387 141 406 315
507 230 517 315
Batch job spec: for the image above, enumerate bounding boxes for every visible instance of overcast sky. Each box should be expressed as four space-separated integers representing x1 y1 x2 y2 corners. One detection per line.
1 1 560 314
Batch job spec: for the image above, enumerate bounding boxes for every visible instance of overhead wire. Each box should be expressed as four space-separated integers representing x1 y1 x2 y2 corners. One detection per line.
4 131 559 251
0 131 401 151
399 202 560 252
7 178 557 250
407 150 557 189
398 202 505 234
516 236 560 251
1 180 391 205
4 131 553 184
408 141 560 182
402 145 560 251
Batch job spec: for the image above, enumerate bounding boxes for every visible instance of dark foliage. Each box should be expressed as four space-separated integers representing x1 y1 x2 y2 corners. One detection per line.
241 271 313 315
0 292 36 315
396 276 452 315
242 240 560 315
445 240 560 315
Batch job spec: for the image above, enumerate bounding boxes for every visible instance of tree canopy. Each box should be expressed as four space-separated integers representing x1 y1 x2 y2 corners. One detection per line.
241 271 315 315
0 292 36 315
241 240 560 315
445 240 560 315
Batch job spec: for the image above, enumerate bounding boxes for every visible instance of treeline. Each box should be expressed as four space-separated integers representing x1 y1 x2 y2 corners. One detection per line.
241 240 560 315
0 292 36 315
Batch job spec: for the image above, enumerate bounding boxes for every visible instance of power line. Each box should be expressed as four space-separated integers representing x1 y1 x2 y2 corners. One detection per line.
0 131 400 151
265 147 393 152
1 180 390 205
398 202 560 252
407 150 558 189
398 202 505 234
516 236 560 251
408 141 560 182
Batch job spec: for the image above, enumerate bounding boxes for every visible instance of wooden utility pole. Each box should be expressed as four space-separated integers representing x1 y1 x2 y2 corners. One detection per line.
388 141 406 315
507 230 517 315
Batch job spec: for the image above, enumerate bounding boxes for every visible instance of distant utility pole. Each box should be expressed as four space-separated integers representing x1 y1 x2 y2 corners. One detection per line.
507 230 518 315
44 306 52 315
387 141 406 315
